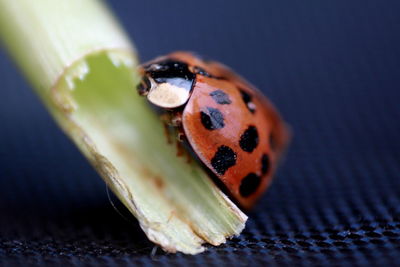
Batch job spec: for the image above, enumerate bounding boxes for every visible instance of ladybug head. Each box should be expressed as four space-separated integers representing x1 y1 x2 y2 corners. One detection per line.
137 59 195 109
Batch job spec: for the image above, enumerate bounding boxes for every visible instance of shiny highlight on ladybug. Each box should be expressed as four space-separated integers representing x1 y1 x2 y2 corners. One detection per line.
137 52 290 209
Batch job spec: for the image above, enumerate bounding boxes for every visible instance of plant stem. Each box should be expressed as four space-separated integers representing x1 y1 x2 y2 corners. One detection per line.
0 0 246 254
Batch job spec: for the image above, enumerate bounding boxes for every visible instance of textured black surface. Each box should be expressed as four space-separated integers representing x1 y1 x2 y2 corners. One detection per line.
1 0 400 266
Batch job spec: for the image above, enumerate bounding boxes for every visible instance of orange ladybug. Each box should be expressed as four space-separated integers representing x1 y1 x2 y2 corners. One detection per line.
137 52 290 209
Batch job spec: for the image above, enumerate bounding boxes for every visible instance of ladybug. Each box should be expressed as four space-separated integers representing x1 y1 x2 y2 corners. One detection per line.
137 52 290 209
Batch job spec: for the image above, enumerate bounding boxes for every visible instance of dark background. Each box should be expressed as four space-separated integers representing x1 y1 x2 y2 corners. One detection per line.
1 0 400 266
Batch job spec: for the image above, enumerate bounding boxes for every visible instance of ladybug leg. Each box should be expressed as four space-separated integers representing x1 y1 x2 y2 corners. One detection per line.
172 123 192 162
175 127 191 162
171 115 182 127
160 112 174 144
170 112 188 144
160 111 185 144
176 128 185 142
170 112 186 143
160 111 190 160
160 111 182 127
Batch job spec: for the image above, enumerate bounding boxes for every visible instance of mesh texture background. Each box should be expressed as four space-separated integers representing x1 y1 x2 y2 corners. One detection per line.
0 0 399 266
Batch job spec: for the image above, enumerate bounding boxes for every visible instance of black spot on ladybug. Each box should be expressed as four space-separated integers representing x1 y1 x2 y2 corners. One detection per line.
240 89 256 113
239 173 261 197
145 60 195 84
200 107 225 130
239 126 259 152
211 145 237 175
261 154 270 175
210 90 232 105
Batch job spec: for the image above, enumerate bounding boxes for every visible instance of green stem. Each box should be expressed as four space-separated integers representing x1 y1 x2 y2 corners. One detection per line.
0 0 246 254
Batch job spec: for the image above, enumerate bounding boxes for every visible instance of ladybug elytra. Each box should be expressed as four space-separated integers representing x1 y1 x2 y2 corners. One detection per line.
137 52 289 209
